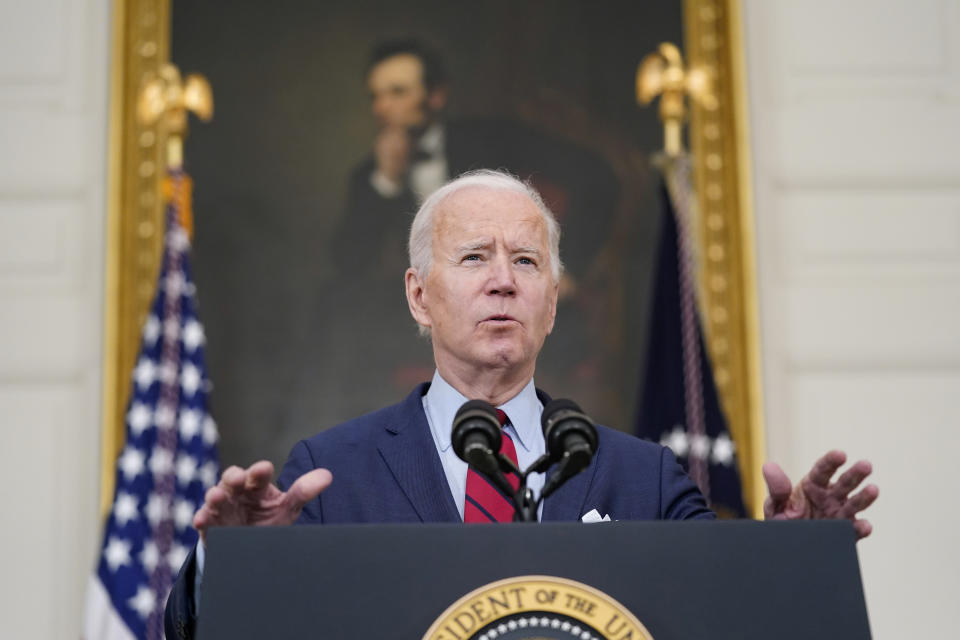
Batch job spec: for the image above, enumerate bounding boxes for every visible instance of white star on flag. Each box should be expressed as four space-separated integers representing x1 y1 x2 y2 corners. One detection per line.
711 433 736 466
179 408 202 440
158 360 177 385
661 426 689 458
202 415 219 445
199 461 218 488
690 433 711 460
148 449 174 477
142 314 161 345
113 492 139 526
127 585 157 619
181 362 202 396
140 540 160 573
145 494 171 527
127 402 153 437
117 447 145 481
175 455 198 487
103 537 131 571
163 315 180 341
173 497 196 530
154 401 176 431
133 357 156 390
182 319 205 352
169 226 189 252
165 270 185 298
167 543 190 573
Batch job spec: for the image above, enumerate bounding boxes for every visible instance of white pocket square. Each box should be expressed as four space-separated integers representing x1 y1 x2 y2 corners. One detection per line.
581 508 612 523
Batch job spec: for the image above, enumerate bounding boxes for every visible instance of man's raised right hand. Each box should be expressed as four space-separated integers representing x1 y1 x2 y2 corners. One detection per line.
192 461 333 543
374 125 412 183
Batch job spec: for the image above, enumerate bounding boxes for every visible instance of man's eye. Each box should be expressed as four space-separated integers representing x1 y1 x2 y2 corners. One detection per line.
462 254 482 262
516 257 535 266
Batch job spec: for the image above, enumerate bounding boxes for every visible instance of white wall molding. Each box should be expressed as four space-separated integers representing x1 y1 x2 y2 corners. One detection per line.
0 0 97 110
745 1 960 636
0 0 109 636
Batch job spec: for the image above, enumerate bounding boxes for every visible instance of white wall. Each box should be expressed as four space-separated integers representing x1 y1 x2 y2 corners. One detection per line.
743 0 960 636
0 0 109 637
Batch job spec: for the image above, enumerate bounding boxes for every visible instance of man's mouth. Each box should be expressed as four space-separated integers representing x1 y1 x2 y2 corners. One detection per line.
481 314 519 325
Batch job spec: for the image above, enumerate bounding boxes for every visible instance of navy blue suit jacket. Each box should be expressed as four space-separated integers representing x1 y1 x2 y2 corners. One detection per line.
165 384 713 639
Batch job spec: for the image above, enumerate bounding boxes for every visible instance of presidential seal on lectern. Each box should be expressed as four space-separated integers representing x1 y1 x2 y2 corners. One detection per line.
423 576 654 640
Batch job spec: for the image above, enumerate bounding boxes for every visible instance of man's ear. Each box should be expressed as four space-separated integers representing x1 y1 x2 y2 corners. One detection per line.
545 279 559 335
405 267 431 330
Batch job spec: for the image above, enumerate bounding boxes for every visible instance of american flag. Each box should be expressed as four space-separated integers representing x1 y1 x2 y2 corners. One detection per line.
83 173 220 640
636 154 747 518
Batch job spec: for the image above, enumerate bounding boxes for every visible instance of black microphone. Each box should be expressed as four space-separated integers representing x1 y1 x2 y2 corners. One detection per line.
540 399 598 498
451 399 502 477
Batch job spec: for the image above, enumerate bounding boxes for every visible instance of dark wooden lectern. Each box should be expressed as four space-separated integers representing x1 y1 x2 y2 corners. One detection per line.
197 520 871 639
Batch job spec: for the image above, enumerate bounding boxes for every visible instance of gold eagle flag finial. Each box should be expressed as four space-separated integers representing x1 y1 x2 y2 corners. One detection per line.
136 63 213 170
637 42 716 156
136 63 213 237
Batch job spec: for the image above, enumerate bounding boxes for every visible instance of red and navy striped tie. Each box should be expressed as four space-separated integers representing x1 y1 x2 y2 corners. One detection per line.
464 409 520 523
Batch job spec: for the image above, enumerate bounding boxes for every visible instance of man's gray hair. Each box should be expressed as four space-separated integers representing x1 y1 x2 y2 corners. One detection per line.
407 169 564 283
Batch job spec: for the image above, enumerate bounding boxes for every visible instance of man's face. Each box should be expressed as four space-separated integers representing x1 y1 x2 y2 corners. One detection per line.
367 54 441 129
406 187 559 379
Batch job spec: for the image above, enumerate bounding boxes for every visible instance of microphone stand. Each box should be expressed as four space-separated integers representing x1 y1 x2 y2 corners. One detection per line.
490 453 560 523
459 398 598 523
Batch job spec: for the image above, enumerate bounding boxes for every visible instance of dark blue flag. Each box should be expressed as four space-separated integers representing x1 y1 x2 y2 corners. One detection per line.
84 171 220 640
636 157 746 518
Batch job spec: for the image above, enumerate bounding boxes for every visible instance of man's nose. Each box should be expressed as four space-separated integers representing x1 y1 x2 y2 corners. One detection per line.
486 255 516 296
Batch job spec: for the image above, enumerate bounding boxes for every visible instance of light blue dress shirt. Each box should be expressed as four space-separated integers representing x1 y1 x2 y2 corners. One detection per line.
422 370 547 520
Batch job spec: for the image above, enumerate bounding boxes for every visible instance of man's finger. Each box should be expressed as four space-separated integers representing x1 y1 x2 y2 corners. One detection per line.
219 465 247 498
193 500 224 536
193 509 208 544
203 485 229 509
285 468 334 514
762 462 792 518
829 460 872 498
193 505 207 529
199 486 237 527
853 519 873 540
806 450 846 487
194 504 213 530
244 460 276 493
840 484 879 519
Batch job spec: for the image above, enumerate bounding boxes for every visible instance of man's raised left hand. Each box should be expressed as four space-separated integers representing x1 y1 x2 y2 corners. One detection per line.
762 450 878 540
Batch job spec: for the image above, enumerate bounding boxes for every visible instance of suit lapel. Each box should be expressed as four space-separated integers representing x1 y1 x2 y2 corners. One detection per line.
541 454 597 522
535 387 598 522
377 384 460 523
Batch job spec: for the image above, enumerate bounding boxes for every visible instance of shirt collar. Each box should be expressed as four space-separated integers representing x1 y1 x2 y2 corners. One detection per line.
425 370 542 453
417 122 445 156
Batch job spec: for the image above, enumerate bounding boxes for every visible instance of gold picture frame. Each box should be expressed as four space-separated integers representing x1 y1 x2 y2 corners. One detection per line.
685 0 766 516
101 0 765 517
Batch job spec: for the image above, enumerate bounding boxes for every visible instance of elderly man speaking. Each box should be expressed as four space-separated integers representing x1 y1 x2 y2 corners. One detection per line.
165 170 877 636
